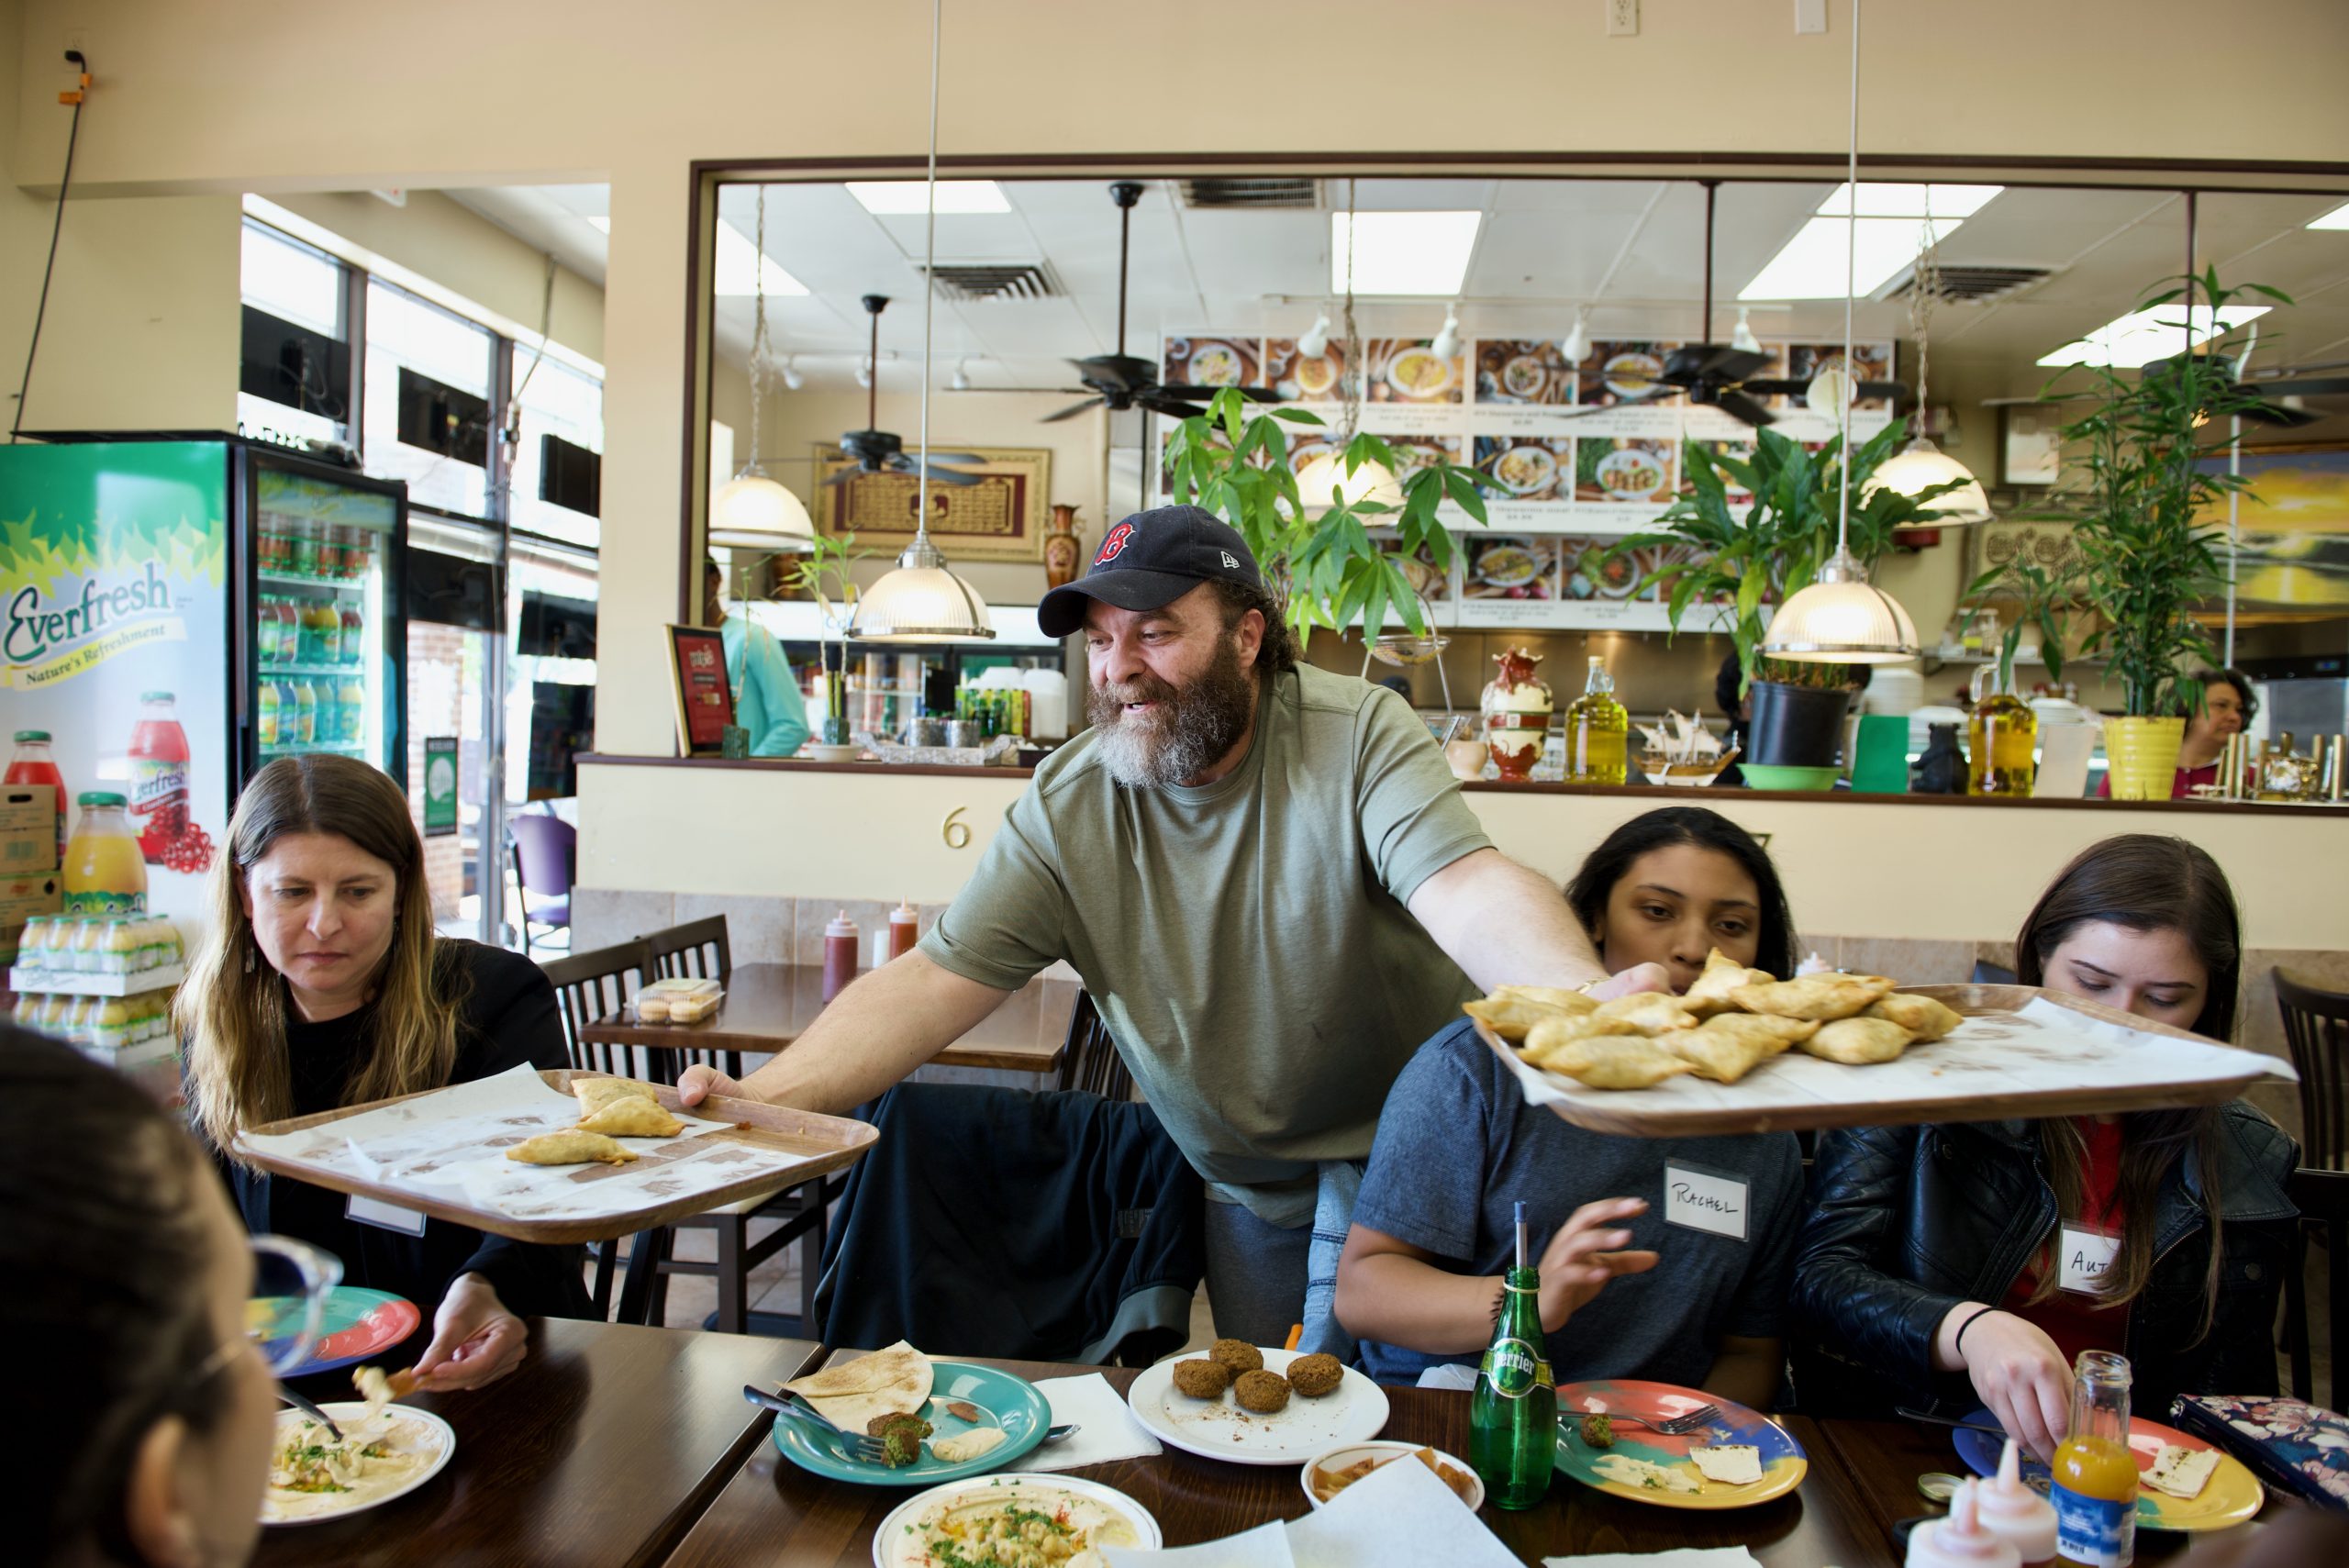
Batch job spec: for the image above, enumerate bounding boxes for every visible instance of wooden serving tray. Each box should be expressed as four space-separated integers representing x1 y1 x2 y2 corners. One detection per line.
237 1071 875 1244
1478 984 2292 1139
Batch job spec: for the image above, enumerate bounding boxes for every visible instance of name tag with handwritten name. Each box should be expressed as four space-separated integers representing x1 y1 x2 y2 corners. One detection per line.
348 1193 429 1237
2059 1223 2121 1296
1664 1161 1749 1242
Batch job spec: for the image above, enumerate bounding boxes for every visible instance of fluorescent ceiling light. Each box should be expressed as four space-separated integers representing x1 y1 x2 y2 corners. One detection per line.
2037 303 2270 369
1330 211 1482 295
848 180 1011 214
1739 182 2001 301
2308 201 2349 231
713 220 807 297
585 216 610 233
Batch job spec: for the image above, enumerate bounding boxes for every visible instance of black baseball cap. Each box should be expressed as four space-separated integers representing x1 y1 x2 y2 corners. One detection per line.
1036 506 1263 638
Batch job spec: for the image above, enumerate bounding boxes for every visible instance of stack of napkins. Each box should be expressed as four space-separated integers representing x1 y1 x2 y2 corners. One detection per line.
1027 1373 1162 1473
1102 1451 1516 1567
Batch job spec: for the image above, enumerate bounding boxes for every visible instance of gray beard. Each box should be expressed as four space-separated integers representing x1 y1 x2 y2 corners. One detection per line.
1087 640 1256 789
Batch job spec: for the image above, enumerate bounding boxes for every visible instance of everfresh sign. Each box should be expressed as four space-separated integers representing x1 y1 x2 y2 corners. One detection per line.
6 559 179 662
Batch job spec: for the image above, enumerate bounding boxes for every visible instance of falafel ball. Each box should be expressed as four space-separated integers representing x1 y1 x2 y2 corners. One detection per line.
1233 1369 1292 1414
1170 1358 1231 1399
1286 1352 1344 1397
1209 1338 1264 1376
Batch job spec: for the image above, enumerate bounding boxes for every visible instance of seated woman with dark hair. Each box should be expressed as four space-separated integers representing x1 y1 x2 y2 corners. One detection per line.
1334 806 1805 1400
1792 834 2298 1456
6 1027 279 1568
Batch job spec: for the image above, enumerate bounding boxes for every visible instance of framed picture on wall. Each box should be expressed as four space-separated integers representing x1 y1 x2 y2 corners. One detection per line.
665 624 736 758
2192 440 2349 611
1998 404 2064 487
1965 517 2087 599
812 446 1052 562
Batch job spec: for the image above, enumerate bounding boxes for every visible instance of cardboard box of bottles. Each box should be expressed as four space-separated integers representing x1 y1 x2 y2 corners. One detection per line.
0 784 60 875
0 873 62 967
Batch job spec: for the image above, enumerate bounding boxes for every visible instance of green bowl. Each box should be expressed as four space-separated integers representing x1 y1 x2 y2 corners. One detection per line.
1741 764 1839 792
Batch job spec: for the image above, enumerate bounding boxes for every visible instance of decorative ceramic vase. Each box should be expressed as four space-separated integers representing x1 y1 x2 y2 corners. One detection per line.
1044 504 1084 589
2104 715 2187 800
1481 647 1552 782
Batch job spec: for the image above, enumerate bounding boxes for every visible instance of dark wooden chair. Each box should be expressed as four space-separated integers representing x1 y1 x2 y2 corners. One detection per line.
2282 1165 2347 1411
536 939 653 1318
2277 969 2349 1173
1056 989 1135 1102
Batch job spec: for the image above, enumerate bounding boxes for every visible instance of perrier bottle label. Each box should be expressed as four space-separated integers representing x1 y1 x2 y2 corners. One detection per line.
1481 1336 1553 1400
1470 1264 1558 1509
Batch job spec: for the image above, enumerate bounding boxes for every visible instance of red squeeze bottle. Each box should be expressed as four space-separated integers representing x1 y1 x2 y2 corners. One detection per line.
888 899 918 961
822 911 859 1002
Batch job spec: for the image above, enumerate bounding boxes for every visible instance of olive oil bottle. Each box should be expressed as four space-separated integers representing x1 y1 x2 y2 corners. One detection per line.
1564 654 1629 785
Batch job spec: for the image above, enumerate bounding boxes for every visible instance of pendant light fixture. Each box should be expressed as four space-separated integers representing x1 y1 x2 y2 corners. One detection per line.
1294 178 1401 513
708 184 818 554
1763 0 1920 666
849 0 995 644
1862 186 1992 525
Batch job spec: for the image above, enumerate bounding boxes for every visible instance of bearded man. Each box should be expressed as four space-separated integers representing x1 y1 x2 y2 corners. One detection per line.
683 506 1660 1339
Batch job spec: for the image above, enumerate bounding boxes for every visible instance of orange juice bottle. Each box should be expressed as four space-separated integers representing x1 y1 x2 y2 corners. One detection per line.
2051 1350 2136 1568
63 793 150 916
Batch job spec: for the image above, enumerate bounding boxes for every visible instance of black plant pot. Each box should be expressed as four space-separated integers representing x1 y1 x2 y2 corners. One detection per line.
1746 680 1853 769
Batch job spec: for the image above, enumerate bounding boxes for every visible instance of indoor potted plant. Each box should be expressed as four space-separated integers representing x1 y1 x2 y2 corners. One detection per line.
1614 421 1960 776
778 529 864 751
1956 552 2076 795
2043 269 2286 797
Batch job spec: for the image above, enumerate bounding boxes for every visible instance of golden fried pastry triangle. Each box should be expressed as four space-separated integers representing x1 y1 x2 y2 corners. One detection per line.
1729 973 1894 1021
573 1095 685 1138
506 1129 638 1166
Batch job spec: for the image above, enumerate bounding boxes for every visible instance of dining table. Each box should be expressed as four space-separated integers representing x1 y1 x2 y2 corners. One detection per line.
580 962 1074 1081
257 1318 820 1568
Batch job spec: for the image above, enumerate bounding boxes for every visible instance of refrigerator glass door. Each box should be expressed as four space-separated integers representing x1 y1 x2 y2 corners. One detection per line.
253 467 400 779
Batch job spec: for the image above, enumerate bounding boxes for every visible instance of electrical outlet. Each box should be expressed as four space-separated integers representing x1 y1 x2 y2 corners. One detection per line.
1607 0 1638 38
1795 0 1828 33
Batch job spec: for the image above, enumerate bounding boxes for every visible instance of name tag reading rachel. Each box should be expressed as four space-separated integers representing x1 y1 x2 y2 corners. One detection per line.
1664 1161 1749 1241
347 1193 429 1237
2058 1224 2121 1296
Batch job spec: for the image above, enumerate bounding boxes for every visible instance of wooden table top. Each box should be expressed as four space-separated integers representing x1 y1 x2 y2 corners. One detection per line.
256 1318 821 1568
581 962 1074 1074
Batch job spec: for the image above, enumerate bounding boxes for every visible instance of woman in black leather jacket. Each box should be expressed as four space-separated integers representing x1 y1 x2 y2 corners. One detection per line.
1791 836 2298 1456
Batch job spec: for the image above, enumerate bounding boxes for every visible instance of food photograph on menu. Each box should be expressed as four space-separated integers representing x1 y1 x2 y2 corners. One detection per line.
1462 535 1562 601
1474 339 1577 405
1575 437 1678 504
1363 338 1465 403
1575 339 1683 406
1473 435 1575 502
1162 336 1262 391
1263 335 1344 402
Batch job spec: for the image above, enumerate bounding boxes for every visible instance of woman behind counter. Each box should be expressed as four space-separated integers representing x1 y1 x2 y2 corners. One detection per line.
181 755 590 1389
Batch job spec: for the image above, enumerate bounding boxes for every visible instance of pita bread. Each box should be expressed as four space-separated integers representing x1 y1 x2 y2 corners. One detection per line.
573 1077 665 1117
783 1340 933 1430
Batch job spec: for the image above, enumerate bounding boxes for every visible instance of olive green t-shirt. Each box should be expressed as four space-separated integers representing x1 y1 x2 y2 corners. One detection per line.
918 664 1491 1226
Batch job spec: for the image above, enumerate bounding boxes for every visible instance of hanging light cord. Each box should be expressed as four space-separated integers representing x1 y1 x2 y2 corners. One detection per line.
1834 0 1862 560
915 0 941 543
747 185 771 470
13 52 88 442
1909 188 1936 423
1338 177 1362 448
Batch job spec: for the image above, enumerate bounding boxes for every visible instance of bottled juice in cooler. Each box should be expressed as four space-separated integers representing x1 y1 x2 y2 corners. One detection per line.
291 680 317 746
288 517 318 578
101 917 139 975
258 680 281 749
6 728 68 867
64 794 149 916
339 673 366 744
340 601 365 665
128 692 192 863
276 596 301 662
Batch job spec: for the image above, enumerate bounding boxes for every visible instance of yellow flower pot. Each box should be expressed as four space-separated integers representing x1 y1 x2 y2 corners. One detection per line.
2103 716 2187 800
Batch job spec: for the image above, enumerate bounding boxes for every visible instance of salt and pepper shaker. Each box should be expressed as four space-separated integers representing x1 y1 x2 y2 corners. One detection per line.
822 910 859 1002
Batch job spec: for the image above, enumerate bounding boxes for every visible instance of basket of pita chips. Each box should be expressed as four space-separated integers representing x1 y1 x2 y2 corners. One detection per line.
1464 952 2295 1137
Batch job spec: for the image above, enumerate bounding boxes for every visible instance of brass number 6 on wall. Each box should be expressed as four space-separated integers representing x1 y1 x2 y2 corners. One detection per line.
942 806 972 850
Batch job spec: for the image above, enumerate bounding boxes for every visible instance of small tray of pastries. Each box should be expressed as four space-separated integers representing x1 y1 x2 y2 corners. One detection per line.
629 976 723 1024
1467 953 2294 1137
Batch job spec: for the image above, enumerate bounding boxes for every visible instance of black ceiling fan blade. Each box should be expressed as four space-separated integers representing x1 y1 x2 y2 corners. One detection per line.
2251 373 2349 398
2237 400 2324 429
958 385 1096 395
1557 391 1682 418
1138 395 1209 420
1714 391 1778 428
1074 354 1152 394
1852 380 1909 401
1041 397 1108 423
1156 384 1281 403
1735 379 1805 397
911 450 985 465
1665 344 1771 385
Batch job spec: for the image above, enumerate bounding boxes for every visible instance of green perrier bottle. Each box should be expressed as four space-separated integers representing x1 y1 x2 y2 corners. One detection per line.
1469 1200 1556 1509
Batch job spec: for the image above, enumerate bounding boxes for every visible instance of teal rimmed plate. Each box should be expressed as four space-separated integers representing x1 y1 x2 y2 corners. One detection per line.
769 1362 1051 1486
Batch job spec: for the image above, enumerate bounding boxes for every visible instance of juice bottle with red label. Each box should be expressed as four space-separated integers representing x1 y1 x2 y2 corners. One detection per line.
64 793 148 916
127 693 192 864
6 729 67 866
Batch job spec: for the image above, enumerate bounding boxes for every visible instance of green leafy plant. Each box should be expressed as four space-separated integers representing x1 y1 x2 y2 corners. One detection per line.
777 530 865 731
1960 552 2076 692
1753 655 1861 691
2043 269 2288 717
1610 421 1963 697
1162 387 1487 640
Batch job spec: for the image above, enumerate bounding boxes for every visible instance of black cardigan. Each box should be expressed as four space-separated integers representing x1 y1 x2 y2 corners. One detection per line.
211 939 594 1325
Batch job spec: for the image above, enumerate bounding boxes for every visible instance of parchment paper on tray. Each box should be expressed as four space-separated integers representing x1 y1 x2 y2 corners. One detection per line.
236 1064 874 1243
1480 985 2297 1138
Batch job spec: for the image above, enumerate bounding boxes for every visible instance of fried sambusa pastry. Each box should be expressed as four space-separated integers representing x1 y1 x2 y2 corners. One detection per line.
1587 992 1700 1037
1864 993 1965 1043
1665 1011 1814 1084
1684 949 1775 1018
573 1076 664 1117
1491 984 1599 1016
1799 1015 1914 1064
1464 992 1587 1041
1521 1012 1605 1060
573 1095 685 1138
506 1129 639 1165
1532 1033 1698 1090
1730 973 1895 1022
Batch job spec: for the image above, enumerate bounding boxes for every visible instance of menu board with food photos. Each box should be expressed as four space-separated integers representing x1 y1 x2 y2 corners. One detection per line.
1163 328 1893 631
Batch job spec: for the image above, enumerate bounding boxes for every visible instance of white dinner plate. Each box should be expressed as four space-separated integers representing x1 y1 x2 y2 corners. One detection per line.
871 1473 1161 1566
1125 1348 1390 1467
261 1402 455 1525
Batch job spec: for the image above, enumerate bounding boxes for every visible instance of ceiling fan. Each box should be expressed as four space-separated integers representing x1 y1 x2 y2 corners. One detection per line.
827 293 986 485
1567 181 1907 428
2142 338 2349 430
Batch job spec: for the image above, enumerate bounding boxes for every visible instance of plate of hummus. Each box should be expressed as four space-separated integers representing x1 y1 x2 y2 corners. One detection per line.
872 1473 1160 1567
262 1402 454 1524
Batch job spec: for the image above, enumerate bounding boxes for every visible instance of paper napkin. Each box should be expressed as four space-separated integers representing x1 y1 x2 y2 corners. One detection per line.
1027 1372 1163 1472
1544 1551 1764 1568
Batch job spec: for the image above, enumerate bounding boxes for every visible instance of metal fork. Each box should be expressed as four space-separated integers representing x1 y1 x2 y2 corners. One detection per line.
1590 1403 1722 1436
741 1385 890 1461
278 1389 344 1443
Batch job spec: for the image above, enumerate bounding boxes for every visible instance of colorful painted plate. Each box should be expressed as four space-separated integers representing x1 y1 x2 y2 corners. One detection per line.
1554 1378 1808 1509
770 1361 1050 1487
258 1287 421 1380
1952 1407 2263 1532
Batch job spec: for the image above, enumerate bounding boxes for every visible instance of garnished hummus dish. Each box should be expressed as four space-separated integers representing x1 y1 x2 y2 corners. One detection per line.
262 1407 449 1523
887 1480 1145 1567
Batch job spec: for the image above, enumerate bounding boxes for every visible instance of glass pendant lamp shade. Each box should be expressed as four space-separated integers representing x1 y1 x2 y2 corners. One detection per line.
1293 451 1402 511
1864 436 1992 524
708 465 816 551
1761 549 1920 663
850 533 996 643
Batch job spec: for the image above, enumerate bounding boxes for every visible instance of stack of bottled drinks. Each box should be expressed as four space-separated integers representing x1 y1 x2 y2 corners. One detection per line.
7 913 187 1069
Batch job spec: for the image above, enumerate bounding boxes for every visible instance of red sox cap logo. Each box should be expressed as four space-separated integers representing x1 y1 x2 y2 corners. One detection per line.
1094 522 1136 565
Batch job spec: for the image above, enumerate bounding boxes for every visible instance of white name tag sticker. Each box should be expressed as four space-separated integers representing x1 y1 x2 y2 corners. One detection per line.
1664 1161 1749 1241
347 1193 429 1237
2059 1223 2121 1296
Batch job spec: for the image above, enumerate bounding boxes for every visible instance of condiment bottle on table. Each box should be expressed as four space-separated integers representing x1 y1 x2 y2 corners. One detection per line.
2051 1351 2137 1568
1469 1198 1555 1509
1978 1438 2059 1565
888 898 918 960
822 910 859 1001
1909 1479 2022 1568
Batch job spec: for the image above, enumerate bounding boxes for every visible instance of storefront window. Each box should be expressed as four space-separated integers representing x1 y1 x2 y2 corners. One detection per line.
504 355 603 548
238 219 349 447
362 279 494 517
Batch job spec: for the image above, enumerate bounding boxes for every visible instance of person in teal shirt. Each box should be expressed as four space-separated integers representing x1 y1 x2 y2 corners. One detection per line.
705 559 810 757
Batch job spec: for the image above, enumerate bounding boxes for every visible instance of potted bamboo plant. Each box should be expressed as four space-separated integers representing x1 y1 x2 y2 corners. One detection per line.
2043 269 2287 798
778 530 863 749
1614 421 1961 774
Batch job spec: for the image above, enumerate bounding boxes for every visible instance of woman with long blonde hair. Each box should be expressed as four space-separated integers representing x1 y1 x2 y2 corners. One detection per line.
182 755 587 1389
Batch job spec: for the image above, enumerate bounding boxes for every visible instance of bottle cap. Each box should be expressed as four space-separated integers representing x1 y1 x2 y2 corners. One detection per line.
826 909 858 937
77 791 126 807
1906 1480 2021 1568
140 691 174 703
892 899 918 921
13 729 50 741
1975 1440 2059 1564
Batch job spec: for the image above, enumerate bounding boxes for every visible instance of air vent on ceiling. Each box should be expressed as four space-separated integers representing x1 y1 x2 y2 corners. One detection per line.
1886 264 2053 304
1177 177 1320 209
923 262 1063 302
